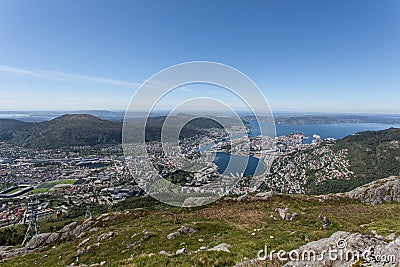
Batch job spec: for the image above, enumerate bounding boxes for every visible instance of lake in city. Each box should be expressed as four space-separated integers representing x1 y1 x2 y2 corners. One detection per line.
213 152 265 176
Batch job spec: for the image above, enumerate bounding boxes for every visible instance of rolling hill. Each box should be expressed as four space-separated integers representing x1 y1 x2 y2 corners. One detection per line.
0 119 31 141
0 114 226 149
6 114 122 149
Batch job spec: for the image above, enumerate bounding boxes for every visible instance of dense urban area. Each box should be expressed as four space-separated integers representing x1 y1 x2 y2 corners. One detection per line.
0 123 356 230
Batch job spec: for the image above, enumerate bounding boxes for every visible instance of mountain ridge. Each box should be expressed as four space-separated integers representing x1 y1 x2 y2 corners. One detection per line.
0 114 227 149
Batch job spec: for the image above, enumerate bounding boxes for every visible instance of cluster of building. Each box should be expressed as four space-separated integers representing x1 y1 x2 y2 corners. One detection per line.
0 143 143 227
266 138 353 194
0 126 356 228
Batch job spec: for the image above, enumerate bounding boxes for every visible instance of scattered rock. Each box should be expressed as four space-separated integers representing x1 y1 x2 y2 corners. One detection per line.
255 191 274 200
321 215 331 228
78 238 90 248
270 214 279 221
126 231 151 249
175 248 187 255
275 208 299 221
208 243 231 252
159 250 172 256
97 231 115 242
276 208 290 220
232 192 274 202
76 248 86 257
167 226 198 239
182 197 214 207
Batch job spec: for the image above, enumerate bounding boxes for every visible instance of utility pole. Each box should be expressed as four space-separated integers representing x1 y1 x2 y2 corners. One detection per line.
22 194 40 245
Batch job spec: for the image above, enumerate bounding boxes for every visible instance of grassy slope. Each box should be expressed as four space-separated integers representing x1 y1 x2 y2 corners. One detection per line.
2 195 399 267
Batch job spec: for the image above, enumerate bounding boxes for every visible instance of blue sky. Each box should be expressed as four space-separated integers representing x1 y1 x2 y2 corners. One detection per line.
0 0 399 113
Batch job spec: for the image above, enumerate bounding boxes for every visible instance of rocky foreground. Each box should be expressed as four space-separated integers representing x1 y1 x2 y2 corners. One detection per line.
283 231 400 266
0 177 399 266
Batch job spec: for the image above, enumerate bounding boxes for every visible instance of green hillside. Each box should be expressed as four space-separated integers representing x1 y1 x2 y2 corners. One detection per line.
0 119 31 141
334 127 400 179
8 114 122 149
1 193 399 267
310 128 400 193
0 114 227 149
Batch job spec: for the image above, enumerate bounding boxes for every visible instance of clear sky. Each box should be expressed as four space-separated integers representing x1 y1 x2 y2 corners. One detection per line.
0 0 399 113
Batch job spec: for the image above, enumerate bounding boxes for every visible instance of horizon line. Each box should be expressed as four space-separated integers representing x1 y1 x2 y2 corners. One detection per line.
1 109 400 116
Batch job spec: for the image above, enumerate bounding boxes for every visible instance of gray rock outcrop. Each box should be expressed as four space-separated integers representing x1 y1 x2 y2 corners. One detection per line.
24 218 96 251
25 233 52 249
345 176 400 205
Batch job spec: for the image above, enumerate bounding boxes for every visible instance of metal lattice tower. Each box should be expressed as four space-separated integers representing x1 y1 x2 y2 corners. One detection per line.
85 203 92 218
22 194 40 245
